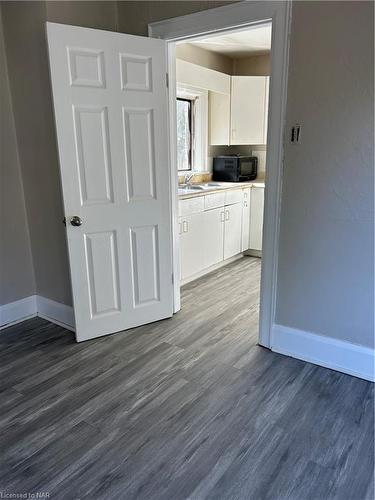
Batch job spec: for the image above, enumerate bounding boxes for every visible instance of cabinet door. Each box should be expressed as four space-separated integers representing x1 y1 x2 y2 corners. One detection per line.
241 188 251 251
178 217 183 280
204 207 225 268
180 213 206 280
263 77 270 143
209 92 230 145
177 60 231 94
230 76 267 145
224 203 243 260
249 187 265 251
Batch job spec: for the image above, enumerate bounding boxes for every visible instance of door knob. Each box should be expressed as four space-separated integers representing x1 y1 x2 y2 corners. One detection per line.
70 216 83 227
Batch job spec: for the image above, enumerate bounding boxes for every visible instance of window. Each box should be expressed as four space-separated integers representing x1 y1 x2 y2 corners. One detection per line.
176 85 208 173
177 98 193 171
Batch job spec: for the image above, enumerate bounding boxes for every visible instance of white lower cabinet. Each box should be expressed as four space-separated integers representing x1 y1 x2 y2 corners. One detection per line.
241 188 251 251
179 213 207 281
223 203 242 260
179 186 261 282
249 186 265 251
203 207 225 268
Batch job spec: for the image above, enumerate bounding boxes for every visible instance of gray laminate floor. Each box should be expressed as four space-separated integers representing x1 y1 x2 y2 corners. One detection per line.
0 257 373 500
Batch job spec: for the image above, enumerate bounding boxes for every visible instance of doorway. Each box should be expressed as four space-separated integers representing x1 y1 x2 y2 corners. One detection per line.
175 24 270 349
46 2 290 344
150 1 291 349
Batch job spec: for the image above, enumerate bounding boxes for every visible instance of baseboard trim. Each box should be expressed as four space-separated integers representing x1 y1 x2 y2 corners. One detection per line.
272 324 374 382
181 253 245 286
37 296 75 332
244 249 262 258
0 295 37 329
1 295 75 332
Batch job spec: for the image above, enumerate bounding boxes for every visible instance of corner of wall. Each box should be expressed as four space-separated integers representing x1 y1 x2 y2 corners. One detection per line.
0 5 36 306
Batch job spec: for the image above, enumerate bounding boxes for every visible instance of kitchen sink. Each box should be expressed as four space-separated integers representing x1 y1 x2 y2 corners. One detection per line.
178 187 199 195
189 183 225 190
178 182 226 195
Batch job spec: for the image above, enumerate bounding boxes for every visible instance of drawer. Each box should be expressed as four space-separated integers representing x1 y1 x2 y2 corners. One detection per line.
204 192 225 211
179 196 204 216
225 189 243 205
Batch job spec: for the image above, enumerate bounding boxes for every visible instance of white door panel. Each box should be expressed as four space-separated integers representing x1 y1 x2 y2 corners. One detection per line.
47 23 173 341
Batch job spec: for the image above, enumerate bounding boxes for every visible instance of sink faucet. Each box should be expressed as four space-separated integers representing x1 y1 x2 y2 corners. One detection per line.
184 172 194 187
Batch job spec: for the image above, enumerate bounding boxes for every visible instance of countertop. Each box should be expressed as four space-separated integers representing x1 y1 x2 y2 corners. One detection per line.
178 180 265 200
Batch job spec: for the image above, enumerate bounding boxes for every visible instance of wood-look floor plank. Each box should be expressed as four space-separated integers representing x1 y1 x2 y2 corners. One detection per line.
0 257 373 499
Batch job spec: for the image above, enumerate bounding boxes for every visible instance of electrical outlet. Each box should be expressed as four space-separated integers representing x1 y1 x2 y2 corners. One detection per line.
291 124 301 143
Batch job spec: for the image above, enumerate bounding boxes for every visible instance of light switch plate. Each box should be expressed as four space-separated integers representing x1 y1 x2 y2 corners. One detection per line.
291 124 301 143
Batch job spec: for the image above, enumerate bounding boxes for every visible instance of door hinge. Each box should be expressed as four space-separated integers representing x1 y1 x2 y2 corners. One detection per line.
166 73 169 88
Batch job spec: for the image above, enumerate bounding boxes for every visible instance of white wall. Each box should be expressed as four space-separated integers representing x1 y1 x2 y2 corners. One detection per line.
0 1 119 307
276 1 374 348
176 43 233 74
0 10 35 305
233 54 270 76
1 1 373 354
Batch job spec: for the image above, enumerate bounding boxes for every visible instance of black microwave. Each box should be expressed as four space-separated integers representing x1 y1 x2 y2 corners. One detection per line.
212 155 258 182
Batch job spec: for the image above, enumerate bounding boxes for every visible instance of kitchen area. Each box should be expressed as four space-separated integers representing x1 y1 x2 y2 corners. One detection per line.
175 25 270 284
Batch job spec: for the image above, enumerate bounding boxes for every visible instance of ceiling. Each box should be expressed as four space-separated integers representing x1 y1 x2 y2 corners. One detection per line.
187 24 272 58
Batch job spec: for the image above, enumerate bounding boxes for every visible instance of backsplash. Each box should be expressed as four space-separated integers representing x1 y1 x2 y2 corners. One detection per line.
251 147 267 177
178 172 212 184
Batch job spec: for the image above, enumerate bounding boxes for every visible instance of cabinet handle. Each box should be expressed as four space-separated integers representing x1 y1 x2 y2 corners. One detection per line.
225 209 229 221
244 201 248 208
179 222 182 235
183 221 188 233
220 211 225 222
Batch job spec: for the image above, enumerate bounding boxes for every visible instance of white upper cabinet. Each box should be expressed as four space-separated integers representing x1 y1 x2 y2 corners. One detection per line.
176 60 231 94
263 77 270 143
177 59 269 147
209 92 230 145
230 76 269 145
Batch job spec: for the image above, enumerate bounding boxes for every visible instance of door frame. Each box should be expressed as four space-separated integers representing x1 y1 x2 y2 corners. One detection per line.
149 1 292 348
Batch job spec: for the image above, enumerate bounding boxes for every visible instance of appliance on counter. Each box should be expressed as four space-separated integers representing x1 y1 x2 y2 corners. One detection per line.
213 155 258 182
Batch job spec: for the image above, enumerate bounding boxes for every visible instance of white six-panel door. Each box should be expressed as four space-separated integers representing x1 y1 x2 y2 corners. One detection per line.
47 23 173 341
